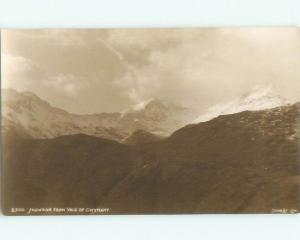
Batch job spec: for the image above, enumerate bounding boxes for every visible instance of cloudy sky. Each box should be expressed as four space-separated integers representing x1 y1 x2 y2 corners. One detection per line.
1 28 300 114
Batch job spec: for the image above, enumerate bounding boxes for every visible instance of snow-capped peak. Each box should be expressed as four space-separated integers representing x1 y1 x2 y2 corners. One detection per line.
132 98 155 111
119 98 156 118
193 85 291 123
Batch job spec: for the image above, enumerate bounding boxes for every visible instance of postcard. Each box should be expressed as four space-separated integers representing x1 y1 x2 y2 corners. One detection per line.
1 28 299 215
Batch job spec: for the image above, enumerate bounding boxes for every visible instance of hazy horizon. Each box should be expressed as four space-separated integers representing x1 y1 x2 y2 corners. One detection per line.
2 28 300 114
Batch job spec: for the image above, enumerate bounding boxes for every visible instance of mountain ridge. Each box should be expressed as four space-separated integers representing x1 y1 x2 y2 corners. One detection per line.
2 88 195 141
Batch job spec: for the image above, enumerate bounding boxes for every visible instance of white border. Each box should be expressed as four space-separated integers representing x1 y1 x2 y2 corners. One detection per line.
0 0 299 28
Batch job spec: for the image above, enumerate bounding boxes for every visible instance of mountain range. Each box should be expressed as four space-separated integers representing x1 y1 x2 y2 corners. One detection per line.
2 89 196 142
2 91 299 214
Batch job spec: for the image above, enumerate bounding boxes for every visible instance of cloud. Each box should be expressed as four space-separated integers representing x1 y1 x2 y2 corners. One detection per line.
6 30 87 47
111 28 300 109
2 54 33 72
45 74 83 97
2 28 300 114
107 28 213 49
97 37 123 61
1 53 43 89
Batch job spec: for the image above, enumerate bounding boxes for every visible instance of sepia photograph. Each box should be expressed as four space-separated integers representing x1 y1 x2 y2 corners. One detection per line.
1 28 299 215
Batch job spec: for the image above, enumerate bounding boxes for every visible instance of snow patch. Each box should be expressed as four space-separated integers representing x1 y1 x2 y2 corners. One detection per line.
132 98 155 111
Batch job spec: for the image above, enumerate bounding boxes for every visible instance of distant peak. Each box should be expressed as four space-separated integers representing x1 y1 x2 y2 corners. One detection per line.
132 98 156 111
22 91 39 98
2 88 19 94
241 85 276 100
2 88 39 99
128 98 170 112
193 85 291 123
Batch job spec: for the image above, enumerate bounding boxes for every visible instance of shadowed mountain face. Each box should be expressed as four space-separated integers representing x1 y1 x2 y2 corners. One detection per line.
2 134 137 212
2 89 195 141
2 103 299 214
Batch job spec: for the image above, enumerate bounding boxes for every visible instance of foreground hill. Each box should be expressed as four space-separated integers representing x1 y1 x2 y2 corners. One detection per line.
2 103 299 214
2 134 136 213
